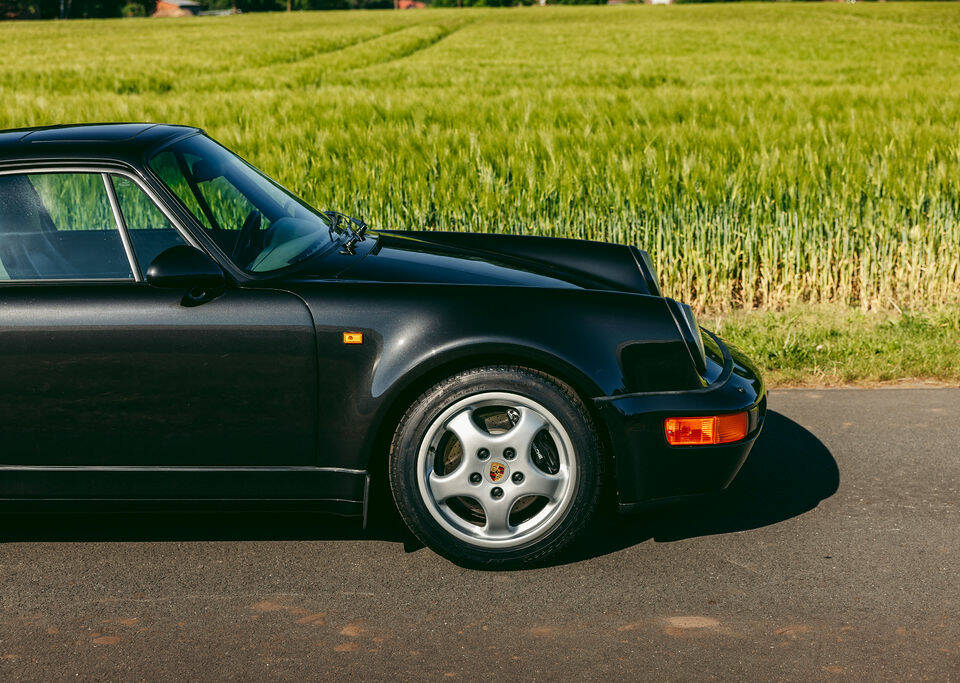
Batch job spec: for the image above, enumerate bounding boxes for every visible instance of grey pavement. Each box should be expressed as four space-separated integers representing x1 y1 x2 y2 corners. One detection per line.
0 388 958 680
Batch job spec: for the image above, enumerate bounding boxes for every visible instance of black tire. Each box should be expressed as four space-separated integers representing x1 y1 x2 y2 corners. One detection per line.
388 365 602 568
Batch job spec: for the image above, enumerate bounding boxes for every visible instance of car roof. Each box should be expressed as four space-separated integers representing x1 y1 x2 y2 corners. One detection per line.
0 123 203 166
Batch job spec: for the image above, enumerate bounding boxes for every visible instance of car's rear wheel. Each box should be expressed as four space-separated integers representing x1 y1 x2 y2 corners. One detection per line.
389 366 602 567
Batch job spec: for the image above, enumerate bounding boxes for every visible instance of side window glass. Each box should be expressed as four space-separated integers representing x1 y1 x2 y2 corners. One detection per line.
0 173 133 281
111 175 186 270
196 175 258 236
148 146 263 255
149 150 214 231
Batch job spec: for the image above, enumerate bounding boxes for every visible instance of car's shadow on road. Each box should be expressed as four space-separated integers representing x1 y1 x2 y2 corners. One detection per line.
0 492 411 546
0 411 837 564
552 409 840 565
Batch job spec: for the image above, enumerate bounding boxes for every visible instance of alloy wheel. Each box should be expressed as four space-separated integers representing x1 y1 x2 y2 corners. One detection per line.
416 391 577 549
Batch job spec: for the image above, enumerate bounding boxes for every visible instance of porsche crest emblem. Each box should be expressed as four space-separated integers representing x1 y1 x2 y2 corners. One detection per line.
489 461 506 483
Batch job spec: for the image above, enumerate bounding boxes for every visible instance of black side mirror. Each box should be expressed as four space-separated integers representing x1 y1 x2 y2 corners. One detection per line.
146 245 226 306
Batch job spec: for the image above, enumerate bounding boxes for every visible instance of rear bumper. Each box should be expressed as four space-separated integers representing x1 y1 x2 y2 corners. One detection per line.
594 333 766 509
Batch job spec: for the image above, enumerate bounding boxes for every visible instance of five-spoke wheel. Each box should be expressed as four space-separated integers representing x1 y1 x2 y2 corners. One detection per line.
419 392 576 547
390 366 601 567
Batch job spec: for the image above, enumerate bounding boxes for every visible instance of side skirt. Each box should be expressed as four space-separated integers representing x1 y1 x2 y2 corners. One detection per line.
0 466 368 516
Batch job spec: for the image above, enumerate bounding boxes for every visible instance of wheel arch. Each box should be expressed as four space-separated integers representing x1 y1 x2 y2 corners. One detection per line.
363 343 614 483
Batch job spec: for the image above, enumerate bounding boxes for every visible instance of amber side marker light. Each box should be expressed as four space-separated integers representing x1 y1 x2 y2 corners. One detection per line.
342 332 363 345
664 412 749 446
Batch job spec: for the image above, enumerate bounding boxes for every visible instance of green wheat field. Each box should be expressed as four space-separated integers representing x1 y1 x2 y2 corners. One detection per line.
2 4 960 383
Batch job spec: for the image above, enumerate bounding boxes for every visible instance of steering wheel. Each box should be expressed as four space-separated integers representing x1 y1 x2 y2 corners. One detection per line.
231 209 263 267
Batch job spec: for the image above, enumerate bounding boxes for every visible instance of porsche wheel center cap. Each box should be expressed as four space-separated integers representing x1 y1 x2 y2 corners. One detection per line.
489 461 508 483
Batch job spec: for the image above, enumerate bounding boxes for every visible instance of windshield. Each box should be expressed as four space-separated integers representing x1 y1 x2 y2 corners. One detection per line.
148 134 339 273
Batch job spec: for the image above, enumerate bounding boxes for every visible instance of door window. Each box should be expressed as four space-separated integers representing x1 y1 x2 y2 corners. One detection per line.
0 172 133 281
110 175 186 270
148 135 339 273
149 146 262 256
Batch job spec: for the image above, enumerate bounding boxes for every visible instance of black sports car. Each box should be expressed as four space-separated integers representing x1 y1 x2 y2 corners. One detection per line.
0 123 765 566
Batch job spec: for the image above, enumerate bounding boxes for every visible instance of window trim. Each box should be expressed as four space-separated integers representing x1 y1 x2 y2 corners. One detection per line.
102 172 143 281
0 166 203 285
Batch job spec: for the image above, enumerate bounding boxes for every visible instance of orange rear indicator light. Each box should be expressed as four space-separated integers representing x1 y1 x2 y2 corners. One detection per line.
342 332 363 345
664 412 749 446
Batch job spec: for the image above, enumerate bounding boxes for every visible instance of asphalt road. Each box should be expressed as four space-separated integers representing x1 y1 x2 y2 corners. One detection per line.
1 388 958 680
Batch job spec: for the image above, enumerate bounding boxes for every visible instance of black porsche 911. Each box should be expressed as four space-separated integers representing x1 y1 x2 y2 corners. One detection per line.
0 123 765 566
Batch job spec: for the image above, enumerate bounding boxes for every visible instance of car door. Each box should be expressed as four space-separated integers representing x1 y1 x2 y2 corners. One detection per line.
0 169 318 479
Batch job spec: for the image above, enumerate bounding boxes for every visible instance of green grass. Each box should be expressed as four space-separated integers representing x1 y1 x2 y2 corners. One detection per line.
2 5 959 384
709 306 960 387
3 5 960 312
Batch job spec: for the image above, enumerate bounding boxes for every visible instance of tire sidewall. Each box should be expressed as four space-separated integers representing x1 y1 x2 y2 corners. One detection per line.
389 367 600 567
